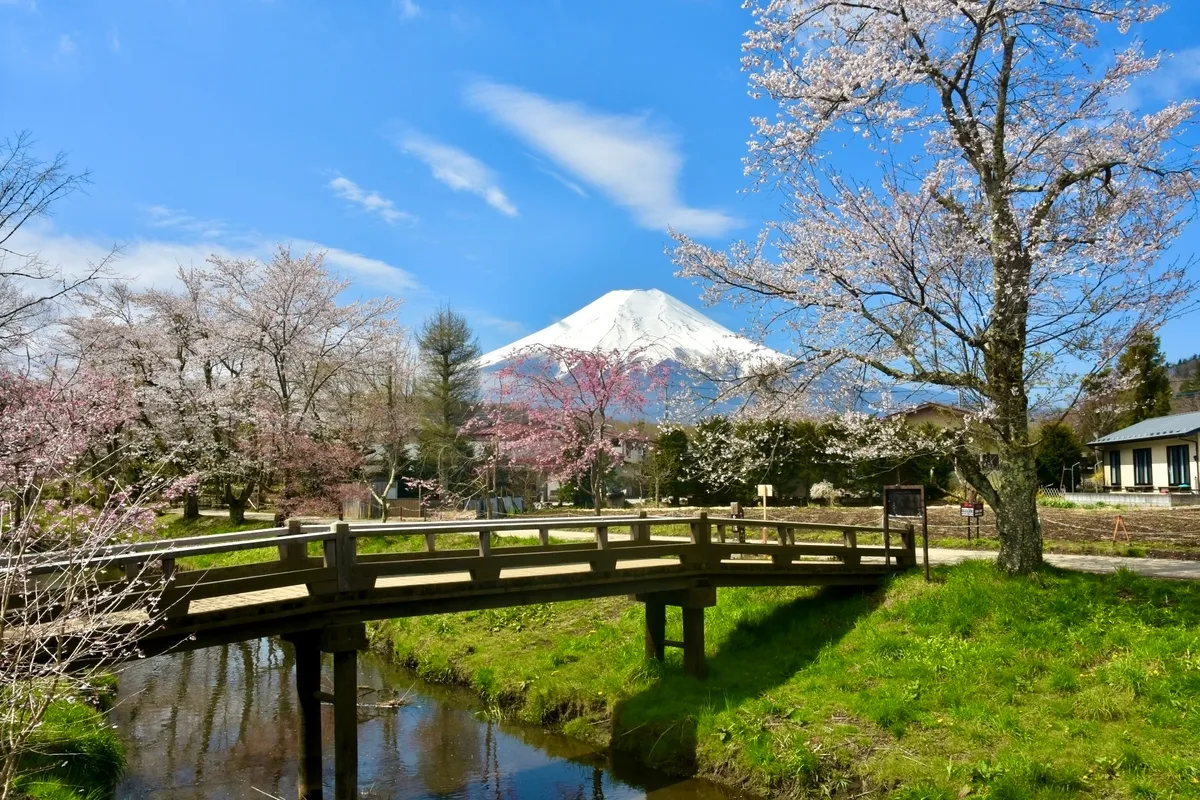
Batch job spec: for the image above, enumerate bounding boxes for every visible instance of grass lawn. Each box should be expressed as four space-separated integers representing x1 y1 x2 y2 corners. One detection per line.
377 561 1200 799
5 682 125 800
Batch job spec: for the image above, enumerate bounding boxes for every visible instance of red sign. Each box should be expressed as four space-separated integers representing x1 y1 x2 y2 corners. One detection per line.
959 502 984 518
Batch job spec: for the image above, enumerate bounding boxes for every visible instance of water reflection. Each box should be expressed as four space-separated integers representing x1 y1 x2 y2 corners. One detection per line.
110 638 748 799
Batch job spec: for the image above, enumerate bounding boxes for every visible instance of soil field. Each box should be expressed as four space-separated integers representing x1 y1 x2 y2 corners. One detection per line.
529 503 1200 560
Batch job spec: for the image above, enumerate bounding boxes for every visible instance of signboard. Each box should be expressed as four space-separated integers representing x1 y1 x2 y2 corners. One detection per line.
757 484 774 498
959 502 985 518
886 487 923 518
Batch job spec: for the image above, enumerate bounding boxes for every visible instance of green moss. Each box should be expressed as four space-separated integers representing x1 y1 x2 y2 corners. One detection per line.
375 561 1200 798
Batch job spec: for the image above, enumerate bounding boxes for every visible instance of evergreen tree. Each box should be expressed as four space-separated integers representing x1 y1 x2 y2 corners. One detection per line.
1035 423 1085 489
414 307 480 495
1117 330 1172 426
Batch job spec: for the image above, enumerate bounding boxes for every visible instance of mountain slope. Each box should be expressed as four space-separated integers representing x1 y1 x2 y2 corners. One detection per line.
478 289 786 369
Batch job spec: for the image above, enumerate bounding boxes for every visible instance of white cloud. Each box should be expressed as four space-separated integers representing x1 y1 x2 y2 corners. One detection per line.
327 175 415 226
396 132 518 217
9 220 421 296
145 205 228 238
464 80 738 237
537 165 588 198
1115 48 1200 111
395 0 421 19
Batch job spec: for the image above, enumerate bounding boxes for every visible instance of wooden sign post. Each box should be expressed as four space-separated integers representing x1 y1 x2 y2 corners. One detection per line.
757 484 774 543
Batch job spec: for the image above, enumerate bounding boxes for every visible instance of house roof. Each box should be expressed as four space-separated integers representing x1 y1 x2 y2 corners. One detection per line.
885 401 970 419
1088 411 1200 446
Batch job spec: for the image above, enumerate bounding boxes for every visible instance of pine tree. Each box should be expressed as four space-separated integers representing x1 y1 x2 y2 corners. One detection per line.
1117 330 1173 426
414 307 480 495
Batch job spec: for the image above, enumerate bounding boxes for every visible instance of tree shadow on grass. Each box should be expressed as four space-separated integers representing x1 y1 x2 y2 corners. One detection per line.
609 583 885 789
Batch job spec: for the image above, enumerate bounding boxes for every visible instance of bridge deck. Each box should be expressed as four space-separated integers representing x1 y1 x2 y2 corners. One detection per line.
7 513 918 659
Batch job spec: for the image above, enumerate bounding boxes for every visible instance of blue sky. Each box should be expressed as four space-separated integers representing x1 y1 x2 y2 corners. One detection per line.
3 0 1200 361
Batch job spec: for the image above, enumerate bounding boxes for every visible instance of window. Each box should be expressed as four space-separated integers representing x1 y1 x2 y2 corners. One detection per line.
1108 450 1121 487
1133 448 1153 486
1167 445 1191 488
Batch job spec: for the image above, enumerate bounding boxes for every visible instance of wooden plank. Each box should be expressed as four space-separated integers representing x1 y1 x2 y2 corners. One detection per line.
705 517 889 534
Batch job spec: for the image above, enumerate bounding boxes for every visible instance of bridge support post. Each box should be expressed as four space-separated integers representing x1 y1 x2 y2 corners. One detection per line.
682 607 706 680
644 600 665 661
281 631 324 800
634 587 715 680
320 623 367 800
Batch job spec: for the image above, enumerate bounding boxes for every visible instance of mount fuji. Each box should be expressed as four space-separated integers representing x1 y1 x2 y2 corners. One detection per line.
478 289 787 371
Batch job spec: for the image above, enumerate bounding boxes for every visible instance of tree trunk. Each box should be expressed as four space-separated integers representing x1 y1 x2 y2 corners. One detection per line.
992 445 1043 573
224 483 252 525
182 491 200 520
591 467 604 516
227 494 247 525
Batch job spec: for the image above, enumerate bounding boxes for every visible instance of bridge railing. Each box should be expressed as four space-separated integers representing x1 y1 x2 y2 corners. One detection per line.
5 512 915 621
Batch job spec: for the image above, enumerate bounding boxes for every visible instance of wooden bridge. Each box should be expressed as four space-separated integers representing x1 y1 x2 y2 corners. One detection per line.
12 511 918 800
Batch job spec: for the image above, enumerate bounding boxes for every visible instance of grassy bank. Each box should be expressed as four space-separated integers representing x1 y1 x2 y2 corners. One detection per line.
376 562 1200 799
5 681 124 800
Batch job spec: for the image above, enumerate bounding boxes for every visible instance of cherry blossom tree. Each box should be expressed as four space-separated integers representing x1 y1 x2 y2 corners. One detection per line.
332 334 419 522
672 1 1199 572
72 247 403 523
487 346 664 515
0 370 167 796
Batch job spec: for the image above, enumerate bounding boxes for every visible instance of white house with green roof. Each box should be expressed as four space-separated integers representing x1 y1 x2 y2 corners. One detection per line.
1086 411 1200 506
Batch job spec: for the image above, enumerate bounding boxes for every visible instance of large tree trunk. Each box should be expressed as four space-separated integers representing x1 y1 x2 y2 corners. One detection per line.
224 483 253 525
978 235 1044 573
992 444 1043 573
182 491 200 520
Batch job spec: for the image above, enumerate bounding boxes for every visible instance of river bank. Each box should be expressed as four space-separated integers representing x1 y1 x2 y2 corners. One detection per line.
376 561 1200 799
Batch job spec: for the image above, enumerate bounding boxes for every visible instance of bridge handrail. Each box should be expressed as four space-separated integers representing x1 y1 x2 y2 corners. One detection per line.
7 513 905 578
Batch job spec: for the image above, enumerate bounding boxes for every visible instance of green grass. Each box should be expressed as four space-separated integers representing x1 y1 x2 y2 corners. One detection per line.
376 561 1200 798
6 694 125 800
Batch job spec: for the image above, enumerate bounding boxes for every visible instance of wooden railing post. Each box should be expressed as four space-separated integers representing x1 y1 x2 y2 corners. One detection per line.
842 529 860 567
595 524 609 549
635 510 648 544
471 528 500 582
280 518 306 566
901 523 917 567
323 522 355 593
538 526 550 547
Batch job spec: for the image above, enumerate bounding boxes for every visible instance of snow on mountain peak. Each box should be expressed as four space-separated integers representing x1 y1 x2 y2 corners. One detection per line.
478 288 786 370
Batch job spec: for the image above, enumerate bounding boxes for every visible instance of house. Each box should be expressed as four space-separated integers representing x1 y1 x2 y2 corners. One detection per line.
888 401 1000 469
1088 411 1200 502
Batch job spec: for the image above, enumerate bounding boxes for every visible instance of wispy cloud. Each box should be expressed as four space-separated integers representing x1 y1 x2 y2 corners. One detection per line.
395 0 421 20
56 34 75 57
1116 47 1200 111
395 131 518 217
145 205 228 238
327 175 415 226
535 164 588 198
465 79 738 237
294 239 421 293
109 28 120 53
12 214 422 297
469 311 526 337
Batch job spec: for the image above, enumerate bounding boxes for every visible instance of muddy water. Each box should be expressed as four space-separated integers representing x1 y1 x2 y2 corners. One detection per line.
109 638 749 799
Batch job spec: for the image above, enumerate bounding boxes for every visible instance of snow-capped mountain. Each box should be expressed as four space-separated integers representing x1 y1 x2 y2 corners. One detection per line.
478 288 786 370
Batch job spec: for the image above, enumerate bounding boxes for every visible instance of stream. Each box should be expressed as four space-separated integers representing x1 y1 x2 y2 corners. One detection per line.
109 637 750 799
